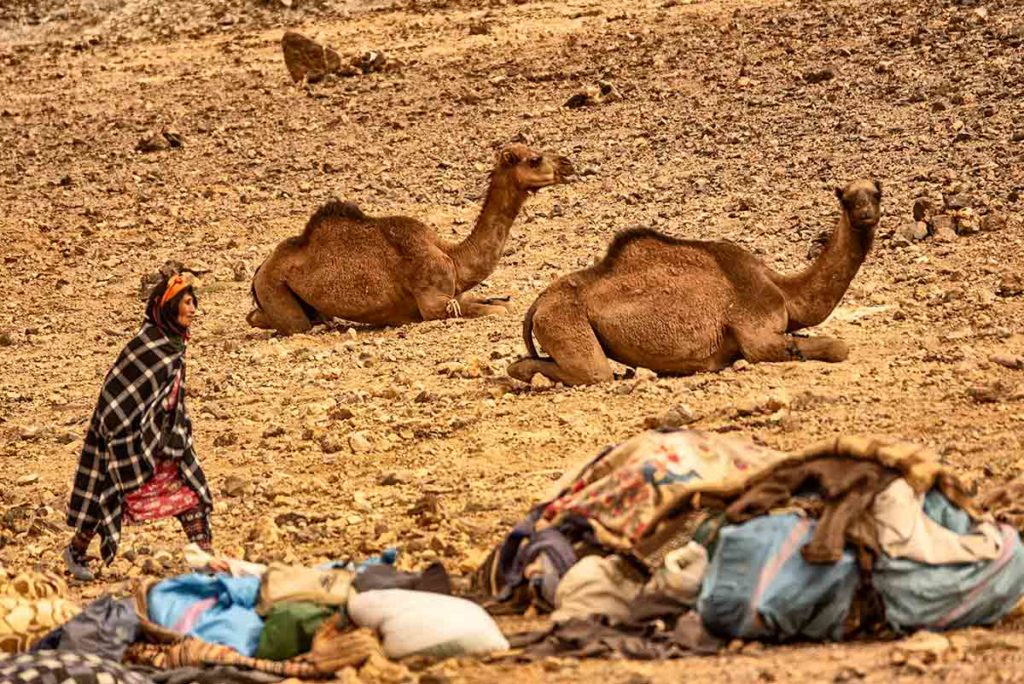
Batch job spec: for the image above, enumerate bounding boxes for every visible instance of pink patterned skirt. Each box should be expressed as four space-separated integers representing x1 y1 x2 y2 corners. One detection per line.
123 460 201 523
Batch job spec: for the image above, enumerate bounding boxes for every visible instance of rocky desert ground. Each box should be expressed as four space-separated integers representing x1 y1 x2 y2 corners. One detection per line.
2 0 1024 680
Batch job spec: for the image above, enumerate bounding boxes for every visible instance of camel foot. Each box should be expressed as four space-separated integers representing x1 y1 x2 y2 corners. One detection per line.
792 336 849 363
507 357 610 386
247 309 273 330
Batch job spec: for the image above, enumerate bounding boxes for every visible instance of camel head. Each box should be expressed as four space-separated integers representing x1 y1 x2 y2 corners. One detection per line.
835 179 882 231
495 143 574 193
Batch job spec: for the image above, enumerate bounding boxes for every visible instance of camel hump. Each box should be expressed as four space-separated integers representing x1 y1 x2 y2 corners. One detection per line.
603 227 688 263
297 199 368 244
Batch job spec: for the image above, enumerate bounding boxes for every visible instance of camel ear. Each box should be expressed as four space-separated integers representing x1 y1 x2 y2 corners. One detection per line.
873 179 883 198
834 186 845 202
498 147 521 167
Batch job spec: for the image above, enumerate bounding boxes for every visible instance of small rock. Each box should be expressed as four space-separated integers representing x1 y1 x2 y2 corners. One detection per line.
929 214 957 242
469 21 490 35
0 332 13 347
249 515 281 545
645 404 698 430
223 475 252 497
833 665 866 682
898 221 929 242
141 558 162 575
953 207 980 235
981 213 1007 232
262 424 286 438
232 261 248 282
136 128 183 153
214 432 238 447
998 273 1023 297
968 380 1014 404
349 432 372 453
16 474 39 486
803 67 835 84
530 373 554 390
893 631 950 663
564 81 621 109
321 434 346 454
990 354 1024 370
634 367 658 381
281 30 342 83
912 198 933 222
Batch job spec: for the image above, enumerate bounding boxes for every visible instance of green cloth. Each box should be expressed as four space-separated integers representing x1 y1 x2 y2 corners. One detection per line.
254 601 334 661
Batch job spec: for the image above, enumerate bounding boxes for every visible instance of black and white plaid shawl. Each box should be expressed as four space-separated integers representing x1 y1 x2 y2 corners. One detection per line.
66 322 211 564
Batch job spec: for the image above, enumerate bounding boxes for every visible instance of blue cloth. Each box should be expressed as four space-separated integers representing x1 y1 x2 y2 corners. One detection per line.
698 514 859 642
874 498 1024 633
922 489 972 534
147 574 264 657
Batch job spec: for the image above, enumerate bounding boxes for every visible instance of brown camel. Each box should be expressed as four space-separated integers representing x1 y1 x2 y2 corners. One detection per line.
507 179 882 386
247 144 573 334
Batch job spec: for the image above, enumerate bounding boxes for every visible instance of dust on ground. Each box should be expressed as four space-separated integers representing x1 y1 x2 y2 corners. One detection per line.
2 0 1024 681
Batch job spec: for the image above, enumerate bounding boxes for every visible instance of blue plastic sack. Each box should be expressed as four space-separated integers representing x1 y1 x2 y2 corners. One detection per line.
697 514 859 641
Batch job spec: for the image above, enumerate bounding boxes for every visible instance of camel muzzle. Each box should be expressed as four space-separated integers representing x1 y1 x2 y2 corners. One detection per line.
552 156 575 182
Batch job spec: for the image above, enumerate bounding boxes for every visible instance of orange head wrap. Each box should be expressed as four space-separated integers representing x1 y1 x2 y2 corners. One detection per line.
160 273 194 308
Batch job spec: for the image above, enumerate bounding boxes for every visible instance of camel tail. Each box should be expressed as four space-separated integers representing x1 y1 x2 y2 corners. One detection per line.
250 259 266 310
522 298 540 358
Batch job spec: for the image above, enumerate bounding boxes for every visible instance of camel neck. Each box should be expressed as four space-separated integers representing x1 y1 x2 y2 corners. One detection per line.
772 211 874 331
449 172 525 292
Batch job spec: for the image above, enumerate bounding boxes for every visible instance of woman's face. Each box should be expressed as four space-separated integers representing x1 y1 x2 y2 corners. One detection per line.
177 293 196 328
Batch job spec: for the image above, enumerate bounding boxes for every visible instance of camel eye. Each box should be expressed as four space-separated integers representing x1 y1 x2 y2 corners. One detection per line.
528 156 542 168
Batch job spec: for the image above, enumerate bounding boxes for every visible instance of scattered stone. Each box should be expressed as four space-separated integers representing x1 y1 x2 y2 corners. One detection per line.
968 380 1015 404
249 515 281 545
953 207 980 235
530 373 554 390
803 67 835 84
223 475 252 497
912 198 933 222
282 31 342 83
16 473 39 486
997 273 1023 297
232 261 248 282
929 214 957 242
142 558 163 575
350 51 390 75
469 21 491 35
942 194 967 211
321 434 346 454
0 332 13 347
138 260 187 299
564 81 621 108
990 354 1024 371
645 404 698 430
981 213 1007 232
892 630 950 665
898 221 929 242
136 128 183 153
214 432 238 447
634 367 658 381
833 665 866 682
263 424 286 438
349 432 372 453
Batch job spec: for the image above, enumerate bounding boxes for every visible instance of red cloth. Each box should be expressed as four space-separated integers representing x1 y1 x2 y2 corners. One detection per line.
124 460 201 523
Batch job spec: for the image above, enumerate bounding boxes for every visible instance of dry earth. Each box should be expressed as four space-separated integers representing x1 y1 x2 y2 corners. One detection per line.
2 0 1024 680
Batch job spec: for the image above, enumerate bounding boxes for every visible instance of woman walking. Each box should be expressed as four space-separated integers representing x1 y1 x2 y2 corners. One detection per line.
64 272 213 580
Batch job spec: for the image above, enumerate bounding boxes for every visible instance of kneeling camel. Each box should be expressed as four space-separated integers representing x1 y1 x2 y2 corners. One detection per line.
248 144 573 334
507 179 882 386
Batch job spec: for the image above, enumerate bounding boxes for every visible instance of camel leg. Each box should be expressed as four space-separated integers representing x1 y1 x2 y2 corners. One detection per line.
251 270 312 335
507 305 613 386
733 327 849 364
454 293 509 318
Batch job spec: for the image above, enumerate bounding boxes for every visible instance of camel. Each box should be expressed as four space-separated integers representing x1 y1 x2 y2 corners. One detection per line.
507 179 882 386
247 143 573 334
